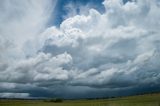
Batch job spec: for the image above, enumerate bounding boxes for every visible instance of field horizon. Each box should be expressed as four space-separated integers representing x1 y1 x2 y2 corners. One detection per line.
0 92 160 106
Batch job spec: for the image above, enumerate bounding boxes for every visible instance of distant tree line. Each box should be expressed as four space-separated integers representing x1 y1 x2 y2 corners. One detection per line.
44 98 63 103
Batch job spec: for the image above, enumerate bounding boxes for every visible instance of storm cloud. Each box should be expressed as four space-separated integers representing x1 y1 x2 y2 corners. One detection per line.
0 0 160 98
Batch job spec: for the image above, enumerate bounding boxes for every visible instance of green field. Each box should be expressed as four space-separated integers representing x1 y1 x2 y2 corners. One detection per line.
0 93 160 106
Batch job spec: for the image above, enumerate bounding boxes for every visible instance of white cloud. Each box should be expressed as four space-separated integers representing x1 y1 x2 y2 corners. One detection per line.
40 0 160 88
0 0 57 58
0 93 29 98
0 52 72 83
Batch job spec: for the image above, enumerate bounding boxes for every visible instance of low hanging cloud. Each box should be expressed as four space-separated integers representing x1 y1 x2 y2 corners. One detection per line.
0 0 160 98
0 93 30 98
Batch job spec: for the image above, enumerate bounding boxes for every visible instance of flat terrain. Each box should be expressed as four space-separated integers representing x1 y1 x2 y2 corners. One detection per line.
0 93 160 106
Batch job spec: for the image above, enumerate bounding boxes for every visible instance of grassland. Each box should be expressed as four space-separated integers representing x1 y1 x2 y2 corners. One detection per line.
0 93 160 106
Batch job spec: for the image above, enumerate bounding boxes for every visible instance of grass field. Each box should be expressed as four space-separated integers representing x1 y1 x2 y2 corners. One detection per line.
0 93 160 106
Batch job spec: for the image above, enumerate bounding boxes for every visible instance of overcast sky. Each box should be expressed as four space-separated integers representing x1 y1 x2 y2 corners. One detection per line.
0 0 160 99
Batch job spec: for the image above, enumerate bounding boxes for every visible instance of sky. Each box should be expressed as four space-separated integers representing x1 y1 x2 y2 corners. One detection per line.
0 0 160 99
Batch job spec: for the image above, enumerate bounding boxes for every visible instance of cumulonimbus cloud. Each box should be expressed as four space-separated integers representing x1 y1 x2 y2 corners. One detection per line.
0 0 160 98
